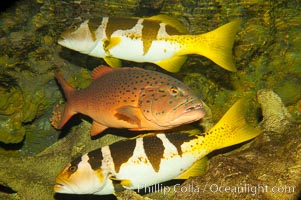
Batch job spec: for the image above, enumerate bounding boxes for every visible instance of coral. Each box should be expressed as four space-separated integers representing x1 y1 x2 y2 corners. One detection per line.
0 71 54 144
0 74 25 143
50 104 63 130
257 89 295 134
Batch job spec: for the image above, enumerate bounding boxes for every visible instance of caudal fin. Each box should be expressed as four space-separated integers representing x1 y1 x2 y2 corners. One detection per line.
53 72 77 129
204 99 262 152
185 20 241 72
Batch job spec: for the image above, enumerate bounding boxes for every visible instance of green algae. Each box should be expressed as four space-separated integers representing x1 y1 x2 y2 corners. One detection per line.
0 74 25 143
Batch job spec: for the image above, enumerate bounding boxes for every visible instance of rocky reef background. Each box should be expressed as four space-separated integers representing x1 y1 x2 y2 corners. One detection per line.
0 0 300 199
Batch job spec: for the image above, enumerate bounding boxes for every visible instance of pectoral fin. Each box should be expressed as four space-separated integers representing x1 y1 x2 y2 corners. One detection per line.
175 157 208 179
104 56 122 68
115 106 141 126
155 55 187 73
104 37 121 51
90 121 108 136
110 176 133 192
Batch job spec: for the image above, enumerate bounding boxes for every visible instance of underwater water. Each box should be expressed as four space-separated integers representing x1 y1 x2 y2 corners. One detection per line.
0 0 300 199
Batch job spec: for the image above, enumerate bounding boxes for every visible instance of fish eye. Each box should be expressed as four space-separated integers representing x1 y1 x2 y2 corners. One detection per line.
68 25 78 31
170 86 179 96
68 165 78 173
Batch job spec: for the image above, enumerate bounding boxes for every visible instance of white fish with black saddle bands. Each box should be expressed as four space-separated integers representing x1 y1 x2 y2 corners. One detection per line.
58 15 241 72
54 99 262 195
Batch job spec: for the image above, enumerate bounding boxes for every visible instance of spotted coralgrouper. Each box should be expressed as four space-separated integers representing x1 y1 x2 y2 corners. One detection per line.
54 99 262 195
51 65 205 136
58 15 241 72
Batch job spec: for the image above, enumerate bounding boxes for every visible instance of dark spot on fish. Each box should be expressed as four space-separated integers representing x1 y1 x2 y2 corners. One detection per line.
106 17 138 39
165 23 183 35
88 148 104 170
143 135 164 172
142 19 160 55
109 139 136 173
70 156 82 168
165 133 197 156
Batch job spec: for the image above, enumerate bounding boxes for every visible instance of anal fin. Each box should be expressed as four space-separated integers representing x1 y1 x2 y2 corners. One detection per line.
155 55 187 73
90 121 108 136
92 65 113 80
175 157 208 179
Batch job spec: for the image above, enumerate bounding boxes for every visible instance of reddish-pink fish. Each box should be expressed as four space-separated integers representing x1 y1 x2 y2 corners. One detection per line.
51 65 205 136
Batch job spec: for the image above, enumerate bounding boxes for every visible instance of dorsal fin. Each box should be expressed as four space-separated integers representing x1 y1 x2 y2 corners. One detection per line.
147 14 188 34
92 65 113 80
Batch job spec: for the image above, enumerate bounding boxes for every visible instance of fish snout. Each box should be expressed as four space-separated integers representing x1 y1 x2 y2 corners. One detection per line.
54 176 66 192
54 183 64 192
185 103 204 112
183 101 206 120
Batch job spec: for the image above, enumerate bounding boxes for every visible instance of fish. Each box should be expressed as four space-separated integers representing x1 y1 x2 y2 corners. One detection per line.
50 65 205 136
58 15 241 73
54 99 262 195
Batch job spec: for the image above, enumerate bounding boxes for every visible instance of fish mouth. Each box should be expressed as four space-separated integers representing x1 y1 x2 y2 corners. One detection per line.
54 181 74 194
54 176 69 192
165 102 205 126
184 103 204 113
54 183 65 192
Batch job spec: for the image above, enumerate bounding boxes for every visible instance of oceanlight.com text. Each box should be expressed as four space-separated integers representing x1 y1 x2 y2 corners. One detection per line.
208 183 295 196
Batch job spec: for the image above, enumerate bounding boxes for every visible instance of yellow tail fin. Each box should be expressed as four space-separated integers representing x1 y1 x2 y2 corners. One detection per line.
203 99 261 152
180 20 241 72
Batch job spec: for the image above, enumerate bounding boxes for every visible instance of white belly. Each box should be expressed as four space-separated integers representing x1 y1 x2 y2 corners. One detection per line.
117 154 197 190
108 36 181 63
